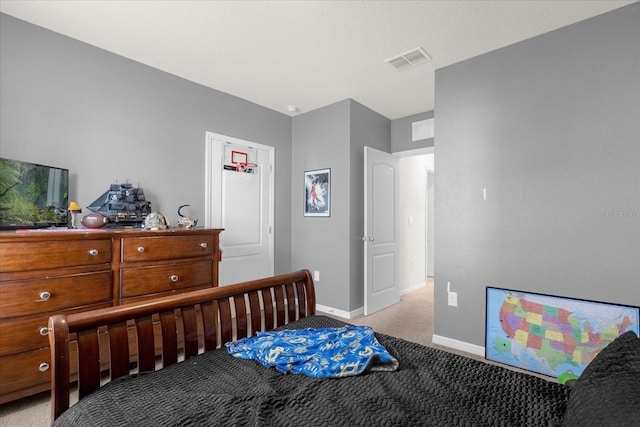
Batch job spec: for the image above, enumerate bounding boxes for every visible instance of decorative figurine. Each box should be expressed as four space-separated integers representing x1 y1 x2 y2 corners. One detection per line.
143 212 168 230
67 201 82 229
176 204 198 229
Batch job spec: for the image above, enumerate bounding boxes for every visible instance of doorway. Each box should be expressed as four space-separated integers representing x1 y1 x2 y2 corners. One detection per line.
397 147 434 294
204 132 275 285
396 148 434 339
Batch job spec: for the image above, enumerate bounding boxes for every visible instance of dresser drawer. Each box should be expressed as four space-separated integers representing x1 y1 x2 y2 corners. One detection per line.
0 344 82 397
0 348 56 393
121 234 214 263
120 260 213 299
0 272 112 318
0 239 111 272
0 304 111 356
0 315 52 356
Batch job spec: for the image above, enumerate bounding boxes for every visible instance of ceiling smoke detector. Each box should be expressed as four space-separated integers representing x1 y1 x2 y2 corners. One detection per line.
385 47 432 71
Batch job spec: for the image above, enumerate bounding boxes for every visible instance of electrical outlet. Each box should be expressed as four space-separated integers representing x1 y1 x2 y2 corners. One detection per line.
313 271 320 282
448 292 458 307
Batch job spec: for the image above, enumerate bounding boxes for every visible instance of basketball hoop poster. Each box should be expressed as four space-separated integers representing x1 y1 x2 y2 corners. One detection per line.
304 168 330 217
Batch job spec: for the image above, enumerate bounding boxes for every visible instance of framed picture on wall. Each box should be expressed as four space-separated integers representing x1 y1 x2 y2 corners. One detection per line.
304 168 330 217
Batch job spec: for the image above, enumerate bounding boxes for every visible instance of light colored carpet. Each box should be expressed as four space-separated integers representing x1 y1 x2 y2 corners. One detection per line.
0 278 458 426
0 390 50 427
346 280 434 347
330 278 482 360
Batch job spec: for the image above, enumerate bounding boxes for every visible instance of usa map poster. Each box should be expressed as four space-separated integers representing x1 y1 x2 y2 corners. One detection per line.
485 287 639 378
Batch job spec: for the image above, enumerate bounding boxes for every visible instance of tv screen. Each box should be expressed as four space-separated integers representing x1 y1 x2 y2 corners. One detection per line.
0 158 69 229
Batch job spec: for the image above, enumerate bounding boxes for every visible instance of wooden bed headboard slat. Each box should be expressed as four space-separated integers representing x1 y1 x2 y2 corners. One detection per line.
182 305 199 360
160 312 178 367
76 330 100 400
201 300 219 352
285 283 296 324
108 322 130 380
136 316 156 372
248 291 261 335
274 285 285 327
296 280 306 320
219 298 233 344
49 269 315 422
234 294 248 338
263 289 274 330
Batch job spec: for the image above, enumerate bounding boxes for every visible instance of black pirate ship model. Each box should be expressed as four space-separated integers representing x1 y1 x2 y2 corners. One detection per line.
86 182 151 227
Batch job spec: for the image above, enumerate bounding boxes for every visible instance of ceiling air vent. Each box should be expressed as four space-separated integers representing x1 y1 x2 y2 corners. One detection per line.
385 47 432 71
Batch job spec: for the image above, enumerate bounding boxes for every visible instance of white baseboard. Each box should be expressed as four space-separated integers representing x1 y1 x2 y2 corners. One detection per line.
316 282 426 319
401 281 426 295
431 334 485 357
316 304 363 320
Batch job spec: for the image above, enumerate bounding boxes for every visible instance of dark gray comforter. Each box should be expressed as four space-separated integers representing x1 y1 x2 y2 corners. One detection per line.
53 316 570 426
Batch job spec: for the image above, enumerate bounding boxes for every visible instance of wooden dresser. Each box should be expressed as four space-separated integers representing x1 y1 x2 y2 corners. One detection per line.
0 227 222 404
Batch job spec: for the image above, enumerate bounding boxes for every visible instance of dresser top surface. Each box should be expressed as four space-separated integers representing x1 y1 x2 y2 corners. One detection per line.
0 227 223 242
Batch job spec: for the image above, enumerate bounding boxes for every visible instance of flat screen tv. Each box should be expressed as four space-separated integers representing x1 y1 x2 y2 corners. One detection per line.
0 157 69 229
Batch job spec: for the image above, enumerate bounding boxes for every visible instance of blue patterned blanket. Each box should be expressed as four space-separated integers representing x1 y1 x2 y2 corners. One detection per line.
226 325 399 378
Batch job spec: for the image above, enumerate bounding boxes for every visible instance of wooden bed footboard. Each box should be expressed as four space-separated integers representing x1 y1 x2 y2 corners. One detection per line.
48 269 315 422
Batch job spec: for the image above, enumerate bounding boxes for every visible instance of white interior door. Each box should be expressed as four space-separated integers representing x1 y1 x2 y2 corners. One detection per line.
364 146 400 315
205 132 274 285
426 169 435 276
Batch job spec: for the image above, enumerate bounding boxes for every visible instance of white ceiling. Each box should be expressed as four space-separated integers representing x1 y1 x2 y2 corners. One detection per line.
1 0 635 119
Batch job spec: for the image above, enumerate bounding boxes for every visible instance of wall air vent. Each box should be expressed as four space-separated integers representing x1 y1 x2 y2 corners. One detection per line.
385 47 432 71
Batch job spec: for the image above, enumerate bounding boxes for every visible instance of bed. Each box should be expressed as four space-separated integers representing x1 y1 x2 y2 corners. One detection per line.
48 269 640 426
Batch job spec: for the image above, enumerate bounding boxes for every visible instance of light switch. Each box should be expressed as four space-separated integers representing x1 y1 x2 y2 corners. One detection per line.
448 292 458 307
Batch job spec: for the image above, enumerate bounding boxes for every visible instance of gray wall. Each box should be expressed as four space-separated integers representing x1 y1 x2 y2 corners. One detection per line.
391 111 434 153
0 13 293 274
291 99 390 312
349 101 392 308
434 3 640 346
291 100 351 310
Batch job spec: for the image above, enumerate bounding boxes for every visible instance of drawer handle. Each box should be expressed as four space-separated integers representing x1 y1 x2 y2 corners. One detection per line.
88 249 99 256
170 274 179 282
137 246 145 253
39 327 50 336
39 291 51 301
200 242 208 248
39 362 50 372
